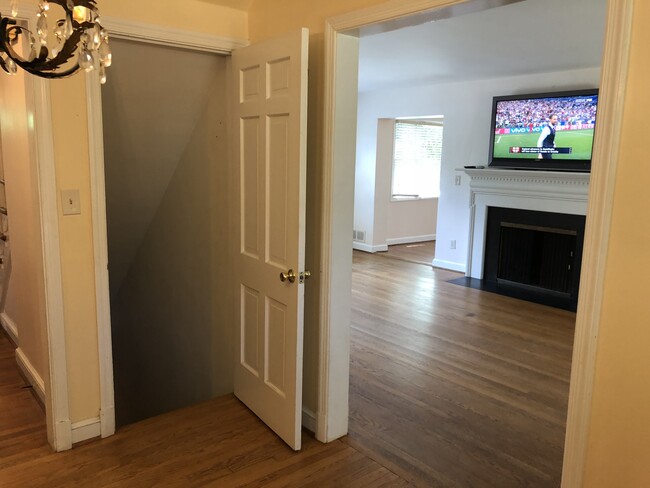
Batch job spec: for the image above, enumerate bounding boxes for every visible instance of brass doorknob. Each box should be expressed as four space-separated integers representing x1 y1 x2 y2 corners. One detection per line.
280 269 296 283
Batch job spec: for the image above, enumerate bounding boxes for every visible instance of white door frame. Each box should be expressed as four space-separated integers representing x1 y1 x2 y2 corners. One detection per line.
319 2 633 487
2 2 250 451
78 19 247 442
1 0 72 452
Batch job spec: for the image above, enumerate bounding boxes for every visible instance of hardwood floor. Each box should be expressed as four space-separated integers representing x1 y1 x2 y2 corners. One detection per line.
0 251 574 487
0 330 405 487
380 241 436 266
0 330 49 473
344 251 575 487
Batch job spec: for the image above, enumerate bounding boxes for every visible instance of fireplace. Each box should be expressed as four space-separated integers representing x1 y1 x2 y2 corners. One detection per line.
458 168 590 311
483 207 585 310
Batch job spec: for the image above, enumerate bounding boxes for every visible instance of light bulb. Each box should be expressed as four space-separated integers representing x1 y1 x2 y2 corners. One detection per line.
10 0 18 17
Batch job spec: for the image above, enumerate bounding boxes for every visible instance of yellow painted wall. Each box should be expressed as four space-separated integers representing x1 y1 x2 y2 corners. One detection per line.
0 68 49 384
45 0 249 425
49 76 101 423
248 0 382 41
102 0 248 40
583 1 650 485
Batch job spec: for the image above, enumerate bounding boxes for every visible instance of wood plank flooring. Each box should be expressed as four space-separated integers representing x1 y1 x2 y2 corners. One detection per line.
344 251 575 487
0 329 405 487
0 250 574 487
0 330 49 474
380 241 436 266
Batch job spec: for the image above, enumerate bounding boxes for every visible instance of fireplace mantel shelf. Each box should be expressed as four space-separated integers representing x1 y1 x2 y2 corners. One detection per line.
462 168 590 188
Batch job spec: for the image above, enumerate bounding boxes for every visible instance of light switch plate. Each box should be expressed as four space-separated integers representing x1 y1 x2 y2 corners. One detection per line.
61 189 81 215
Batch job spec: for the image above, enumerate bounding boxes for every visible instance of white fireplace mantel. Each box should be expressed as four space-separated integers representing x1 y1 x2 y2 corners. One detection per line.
463 168 590 279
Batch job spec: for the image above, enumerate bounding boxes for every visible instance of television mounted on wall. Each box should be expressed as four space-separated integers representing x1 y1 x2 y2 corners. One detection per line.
488 89 599 172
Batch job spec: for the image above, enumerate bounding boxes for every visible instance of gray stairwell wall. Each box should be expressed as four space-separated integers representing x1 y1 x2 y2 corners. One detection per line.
103 39 233 426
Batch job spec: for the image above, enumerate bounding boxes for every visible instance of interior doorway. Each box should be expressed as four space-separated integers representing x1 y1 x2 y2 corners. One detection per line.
102 39 234 427
321 0 628 484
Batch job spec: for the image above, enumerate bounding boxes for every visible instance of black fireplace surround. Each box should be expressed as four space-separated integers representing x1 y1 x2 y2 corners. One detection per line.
483 207 586 311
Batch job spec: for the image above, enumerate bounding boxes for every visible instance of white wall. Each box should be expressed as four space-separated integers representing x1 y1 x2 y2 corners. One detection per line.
355 67 601 271
355 118 438 251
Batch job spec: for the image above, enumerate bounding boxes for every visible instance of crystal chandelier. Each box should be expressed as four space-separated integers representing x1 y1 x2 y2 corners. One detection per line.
0 0 111 83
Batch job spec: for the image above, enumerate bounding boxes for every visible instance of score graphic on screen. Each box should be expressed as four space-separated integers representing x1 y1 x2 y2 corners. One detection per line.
509 147 573 155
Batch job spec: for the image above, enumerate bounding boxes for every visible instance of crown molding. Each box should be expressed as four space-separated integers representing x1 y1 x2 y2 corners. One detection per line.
102 17 249 54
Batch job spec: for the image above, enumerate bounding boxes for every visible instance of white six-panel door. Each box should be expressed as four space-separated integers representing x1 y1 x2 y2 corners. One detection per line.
232 28 309 450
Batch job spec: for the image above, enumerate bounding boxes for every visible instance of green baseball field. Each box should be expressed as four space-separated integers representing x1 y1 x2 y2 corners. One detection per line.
493 129 594 160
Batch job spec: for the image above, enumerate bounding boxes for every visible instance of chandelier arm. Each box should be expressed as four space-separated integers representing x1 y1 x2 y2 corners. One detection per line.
0 0 107 81
1 19 83 78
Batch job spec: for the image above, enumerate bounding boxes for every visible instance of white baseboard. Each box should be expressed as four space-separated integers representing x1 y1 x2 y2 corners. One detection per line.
71 417 102 444
0 312 19 345
386 234 436 246
15 347 45 405
100 406 115 438
432 258 466 273
352 242 388 253
302 406 317 434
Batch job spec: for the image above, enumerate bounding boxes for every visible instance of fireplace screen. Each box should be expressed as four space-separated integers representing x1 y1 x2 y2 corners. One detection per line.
484 207 586 310
497 223 577 295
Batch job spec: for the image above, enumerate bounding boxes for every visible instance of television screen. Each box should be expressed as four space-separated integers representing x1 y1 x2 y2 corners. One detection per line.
489 89 598 172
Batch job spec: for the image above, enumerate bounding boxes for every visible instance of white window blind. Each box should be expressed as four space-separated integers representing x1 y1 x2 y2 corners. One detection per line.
392 120 443 199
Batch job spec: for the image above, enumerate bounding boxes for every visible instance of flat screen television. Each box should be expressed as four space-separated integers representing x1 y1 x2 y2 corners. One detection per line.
488 89 599 172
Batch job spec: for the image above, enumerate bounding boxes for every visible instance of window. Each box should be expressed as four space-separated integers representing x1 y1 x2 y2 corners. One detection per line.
391 119 443 199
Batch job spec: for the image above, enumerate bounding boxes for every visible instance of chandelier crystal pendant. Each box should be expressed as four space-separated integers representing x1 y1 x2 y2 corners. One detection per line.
0 0 111 83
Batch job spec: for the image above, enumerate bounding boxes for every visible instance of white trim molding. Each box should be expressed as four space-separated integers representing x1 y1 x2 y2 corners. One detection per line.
15 347 46 405
85 14 249 443
71 417 102 445
385 234 436 246
302 407 317 434
0 312 19 345
102 17 248 54
85 70 115 439
432 258 465 273
32 75 73 453
352 242 388 253
561 0 634 486
31 73 73 452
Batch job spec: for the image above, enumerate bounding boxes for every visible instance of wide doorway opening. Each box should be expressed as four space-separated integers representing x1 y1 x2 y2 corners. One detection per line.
339 0 607 485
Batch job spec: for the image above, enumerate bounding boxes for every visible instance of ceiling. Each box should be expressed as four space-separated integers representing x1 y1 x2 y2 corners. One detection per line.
358 0 607 92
